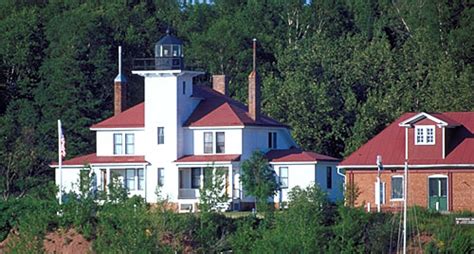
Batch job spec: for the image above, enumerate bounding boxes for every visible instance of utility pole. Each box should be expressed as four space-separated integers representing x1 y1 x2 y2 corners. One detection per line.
376 155 383 212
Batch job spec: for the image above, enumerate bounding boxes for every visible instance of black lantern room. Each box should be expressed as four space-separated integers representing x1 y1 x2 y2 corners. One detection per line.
154 30 184 70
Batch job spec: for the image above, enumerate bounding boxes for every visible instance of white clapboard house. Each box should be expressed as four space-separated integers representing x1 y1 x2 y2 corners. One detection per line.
51 33 342 211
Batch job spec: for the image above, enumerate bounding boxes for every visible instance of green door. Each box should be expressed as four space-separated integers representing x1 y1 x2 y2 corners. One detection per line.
428 177 448 211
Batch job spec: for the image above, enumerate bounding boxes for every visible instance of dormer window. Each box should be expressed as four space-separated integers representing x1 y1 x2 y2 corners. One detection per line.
415 126 435 145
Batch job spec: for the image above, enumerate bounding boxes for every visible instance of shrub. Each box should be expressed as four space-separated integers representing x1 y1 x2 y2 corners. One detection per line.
250 185 333 253
94 197 155 253
229 216 261 253
151 209 199 252
328 205 368 253
4 196 58 253
196 212 235 253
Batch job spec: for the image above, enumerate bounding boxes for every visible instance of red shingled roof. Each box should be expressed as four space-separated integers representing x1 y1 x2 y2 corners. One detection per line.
266 148 340 162
430 113 460 126
91 103 144 129
175 154 241 163
51 153 147 166
340 112 474 167
89 85 286 129
185 86 287 127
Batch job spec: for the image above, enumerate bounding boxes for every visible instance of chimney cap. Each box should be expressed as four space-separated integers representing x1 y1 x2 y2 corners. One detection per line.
115 46 127 82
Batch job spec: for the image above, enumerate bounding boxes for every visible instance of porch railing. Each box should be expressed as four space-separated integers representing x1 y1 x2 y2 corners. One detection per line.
178 188 199 199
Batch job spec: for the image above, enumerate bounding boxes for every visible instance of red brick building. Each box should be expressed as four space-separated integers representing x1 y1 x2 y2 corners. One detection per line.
339 112 474 212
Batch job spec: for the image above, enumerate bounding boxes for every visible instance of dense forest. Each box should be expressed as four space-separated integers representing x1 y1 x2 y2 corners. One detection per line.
0 0 473 198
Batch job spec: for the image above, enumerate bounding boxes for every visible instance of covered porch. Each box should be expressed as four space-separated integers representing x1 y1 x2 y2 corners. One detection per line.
177 166 231 199
95 167 147 198
174 154 242 207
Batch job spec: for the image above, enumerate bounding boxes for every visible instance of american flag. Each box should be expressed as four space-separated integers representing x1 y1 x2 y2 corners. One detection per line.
59 122 66 158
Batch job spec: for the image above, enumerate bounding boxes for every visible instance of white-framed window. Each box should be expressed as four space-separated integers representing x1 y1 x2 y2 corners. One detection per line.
202 131 226 154
158 168 164 187
216 132 225 153
326 166 332 189
391 175 404 200
113 133 123 154
204 132 213 154
268 132 277 149
415 126 435 145
279 167 288 189
137 169 144 190
114 133 135 155
126 169 136 190
122 168 144 191
191 168 201 189
125 134 135 154
157 127 164 144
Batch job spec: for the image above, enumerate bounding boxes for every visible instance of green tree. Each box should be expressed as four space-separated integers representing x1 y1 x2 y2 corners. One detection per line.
241 151 278 212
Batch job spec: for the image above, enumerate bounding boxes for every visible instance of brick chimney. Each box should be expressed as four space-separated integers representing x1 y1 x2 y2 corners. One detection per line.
212 75 228 95
114 46 127 115
248 38 260 121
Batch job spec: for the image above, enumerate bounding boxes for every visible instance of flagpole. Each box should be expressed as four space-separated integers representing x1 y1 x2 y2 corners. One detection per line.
403 160 408 254
58 120 63 205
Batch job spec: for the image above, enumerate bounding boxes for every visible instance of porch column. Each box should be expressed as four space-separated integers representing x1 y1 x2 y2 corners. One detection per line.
106 168 111 195
144 166 147 202
228 166 233 199
200 167 204 190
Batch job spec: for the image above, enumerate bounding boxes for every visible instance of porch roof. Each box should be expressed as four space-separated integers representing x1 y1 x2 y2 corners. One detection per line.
50 153 148 167
266 148 340 163
174 154 241 163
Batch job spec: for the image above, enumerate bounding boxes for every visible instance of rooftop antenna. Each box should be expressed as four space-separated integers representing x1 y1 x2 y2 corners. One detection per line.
252 38 257 72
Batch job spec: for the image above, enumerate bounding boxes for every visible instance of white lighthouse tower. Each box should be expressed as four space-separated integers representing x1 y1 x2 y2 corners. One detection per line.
132 30 204 202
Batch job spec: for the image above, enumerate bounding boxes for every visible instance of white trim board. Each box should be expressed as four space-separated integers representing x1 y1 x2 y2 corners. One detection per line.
90 127 145 131
51 162 149 168
337 164 474 169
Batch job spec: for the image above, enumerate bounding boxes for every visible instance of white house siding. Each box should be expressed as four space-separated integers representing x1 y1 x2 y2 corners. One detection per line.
96 129 145 156
315 162 343 202
56 167 82 194
182 128 194 155
176 73 202 159
137 71 202 203
241 127 295 160
271 163 316 203
270 161 343 204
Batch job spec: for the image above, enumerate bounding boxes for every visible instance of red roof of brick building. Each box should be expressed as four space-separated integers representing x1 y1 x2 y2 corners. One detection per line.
340 112 474 167
266 148 340 162
51 153 147 166
90 85 287 129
